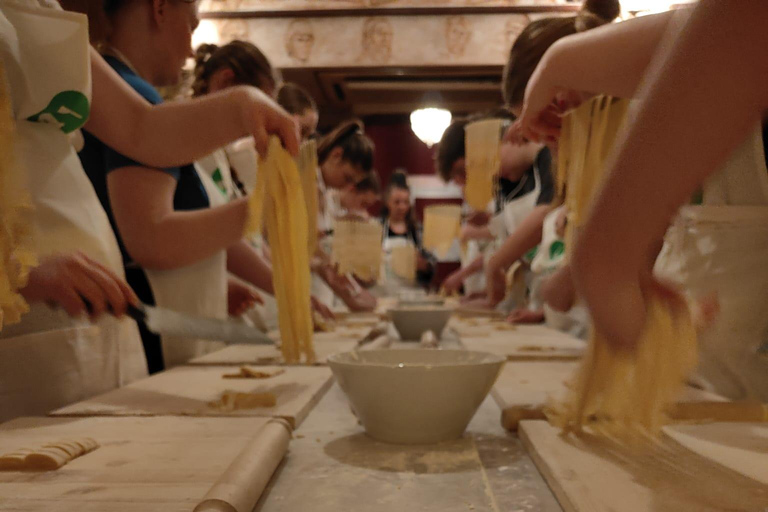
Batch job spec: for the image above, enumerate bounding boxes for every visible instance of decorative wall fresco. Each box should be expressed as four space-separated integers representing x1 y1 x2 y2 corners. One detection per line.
211 13 543 68
202 0 570 13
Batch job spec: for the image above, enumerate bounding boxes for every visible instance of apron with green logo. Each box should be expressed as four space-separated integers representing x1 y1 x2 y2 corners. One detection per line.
0 0 147 421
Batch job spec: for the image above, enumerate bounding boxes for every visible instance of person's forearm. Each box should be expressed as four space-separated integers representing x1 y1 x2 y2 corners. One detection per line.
544 9 687 99
574 1 768 292
489 205 550 271
461 255 484 278
227 241 274 294
87 49 249 168
540 265 575 312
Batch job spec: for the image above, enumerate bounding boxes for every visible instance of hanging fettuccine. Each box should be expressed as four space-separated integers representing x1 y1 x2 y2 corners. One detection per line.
0 61 37 330
548 96 698 440
246 137 315 364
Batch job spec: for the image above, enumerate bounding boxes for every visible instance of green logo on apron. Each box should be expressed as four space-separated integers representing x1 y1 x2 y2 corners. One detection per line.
549 240 565 260
211 168 228 197
524 246 538 263
27 90 90 134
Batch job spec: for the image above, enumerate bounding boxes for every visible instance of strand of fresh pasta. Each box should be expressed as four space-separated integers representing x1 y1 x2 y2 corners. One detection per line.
254 137 315 364
0 60 36 330
549 96 698 440
297 140 319 259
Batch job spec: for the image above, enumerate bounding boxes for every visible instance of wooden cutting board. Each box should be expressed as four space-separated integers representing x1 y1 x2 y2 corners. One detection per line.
492 361 728 431
459 324 585 361
519 420 768 512
187 337 360 366
0 416 284 512
51 365 333 429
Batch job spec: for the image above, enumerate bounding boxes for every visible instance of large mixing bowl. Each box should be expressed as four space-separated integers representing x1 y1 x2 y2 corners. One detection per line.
328 349 504 444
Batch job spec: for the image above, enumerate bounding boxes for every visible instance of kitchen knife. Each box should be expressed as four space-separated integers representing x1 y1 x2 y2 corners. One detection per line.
126 303 274 346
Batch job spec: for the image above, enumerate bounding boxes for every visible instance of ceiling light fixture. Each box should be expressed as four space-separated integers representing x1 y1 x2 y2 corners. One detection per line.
410 107 452 147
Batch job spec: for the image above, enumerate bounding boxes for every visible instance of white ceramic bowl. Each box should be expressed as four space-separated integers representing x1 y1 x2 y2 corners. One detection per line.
388 306 453 341
328 349 505 444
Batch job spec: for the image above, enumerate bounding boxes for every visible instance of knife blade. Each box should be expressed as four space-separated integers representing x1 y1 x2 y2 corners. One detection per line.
126 303 274 346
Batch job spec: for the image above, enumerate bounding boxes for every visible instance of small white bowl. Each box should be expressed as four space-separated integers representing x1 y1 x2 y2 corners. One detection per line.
389 306 453 341
328 349 505 444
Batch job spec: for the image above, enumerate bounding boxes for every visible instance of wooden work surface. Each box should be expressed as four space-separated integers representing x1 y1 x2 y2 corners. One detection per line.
0 416 277 512
187 335 361 366
50 365 333 429
491 361 729 431
455 321 585 361
252 384 563 512
519 420 768 512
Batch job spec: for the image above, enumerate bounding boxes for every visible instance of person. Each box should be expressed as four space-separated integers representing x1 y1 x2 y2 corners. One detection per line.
189 41 335 328
446 0 620 311
276 82 319 142
380 171 434 289
312 120 378 312
338 175 381 220
0 0 298 421
78 1 292 369
437 111 554 300
515 2 768 399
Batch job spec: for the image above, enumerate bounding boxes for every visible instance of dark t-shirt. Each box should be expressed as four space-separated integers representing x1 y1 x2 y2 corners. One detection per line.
495 147 554 213
79 55 209 266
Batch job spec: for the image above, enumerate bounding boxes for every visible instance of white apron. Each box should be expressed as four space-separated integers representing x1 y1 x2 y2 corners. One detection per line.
141 156 229 368
379 227 420 296
488 167 541 240
655 126 768 401
0 0 147 422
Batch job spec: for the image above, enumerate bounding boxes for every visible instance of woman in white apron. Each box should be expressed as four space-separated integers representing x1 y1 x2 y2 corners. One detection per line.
515 4 768 399
0 0 299 418
81 7 284 368
438 117 553 298
377 172 434 297
312 120 378 311
0 0 148 421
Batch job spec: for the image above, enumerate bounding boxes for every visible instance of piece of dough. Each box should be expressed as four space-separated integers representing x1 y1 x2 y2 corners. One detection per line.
209 391 278 411
25 448 70 470
223 367 286 379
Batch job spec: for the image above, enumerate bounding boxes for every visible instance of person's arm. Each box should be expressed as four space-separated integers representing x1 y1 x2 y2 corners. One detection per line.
540 264 576 313
485 204 551 304
441 255 484 294
108 167 249 270
572 0 768 349
514 9 691 143
86 48 299 166
227 240 274 294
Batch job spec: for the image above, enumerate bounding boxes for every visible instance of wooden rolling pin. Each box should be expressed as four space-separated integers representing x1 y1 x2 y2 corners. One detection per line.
502 401 768 431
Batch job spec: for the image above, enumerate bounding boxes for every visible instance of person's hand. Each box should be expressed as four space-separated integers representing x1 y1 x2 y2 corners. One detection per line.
235 86 300 157
20 252 138 319
485 259 506 307
228 279 262 316
311 295 336 320
507 308 545 324
441 269 465 295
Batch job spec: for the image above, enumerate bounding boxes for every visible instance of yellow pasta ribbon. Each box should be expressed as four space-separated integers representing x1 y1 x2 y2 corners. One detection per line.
549 96 698 440
0 60 37 330
257 137 315 364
